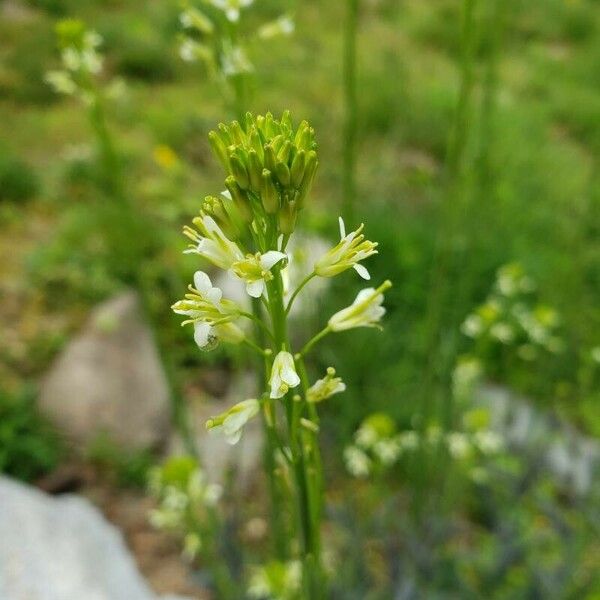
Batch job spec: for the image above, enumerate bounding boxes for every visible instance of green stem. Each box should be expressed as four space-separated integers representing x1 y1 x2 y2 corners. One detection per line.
285 272 317 316
343 0 359 223
266 266 323 599
298 326 332 358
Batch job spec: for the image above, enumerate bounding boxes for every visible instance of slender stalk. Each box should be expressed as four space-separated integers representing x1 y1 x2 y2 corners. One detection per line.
266 266 323 599
342 0 359 223
285 271 317 316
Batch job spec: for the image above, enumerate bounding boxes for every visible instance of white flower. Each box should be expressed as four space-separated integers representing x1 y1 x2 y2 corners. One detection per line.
171 270 244 350
398 431 419 451
446 432 471 459
355 424 378 449
231 251 287 298
373 438 402 466
206 399 260 445
328 280 391 332
306 367 346 403
209 0 253 22
221 42 254 76
258 15 295 39
490 322 515 344
45 70 76 95
474 431 503 455
344 446 371 478
183 215 243 270
183 533 202 561
461 314 483 338
315 217 378 280
269 351 300 399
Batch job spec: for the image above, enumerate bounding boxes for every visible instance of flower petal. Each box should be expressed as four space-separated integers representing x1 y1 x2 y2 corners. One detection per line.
353 263 371 280
193 322 213 348
246 279 264 298
260 250 287 271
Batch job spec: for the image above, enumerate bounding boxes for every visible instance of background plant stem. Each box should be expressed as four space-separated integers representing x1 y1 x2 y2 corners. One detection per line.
342 0 359 223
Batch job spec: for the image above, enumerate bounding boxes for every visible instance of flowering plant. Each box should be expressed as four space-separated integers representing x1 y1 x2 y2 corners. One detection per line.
172 111 391 596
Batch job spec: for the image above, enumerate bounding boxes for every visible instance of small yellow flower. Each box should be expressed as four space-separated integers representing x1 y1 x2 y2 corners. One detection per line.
153 144 178 170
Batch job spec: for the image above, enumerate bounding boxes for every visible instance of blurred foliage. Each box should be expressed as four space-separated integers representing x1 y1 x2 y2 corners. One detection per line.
0 387 63 482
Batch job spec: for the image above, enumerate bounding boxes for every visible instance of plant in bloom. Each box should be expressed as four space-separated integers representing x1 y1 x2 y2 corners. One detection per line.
178 1 293 114
171 112 392 598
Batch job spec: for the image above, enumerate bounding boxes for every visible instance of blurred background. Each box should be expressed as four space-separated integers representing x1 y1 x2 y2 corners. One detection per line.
0 0 599 598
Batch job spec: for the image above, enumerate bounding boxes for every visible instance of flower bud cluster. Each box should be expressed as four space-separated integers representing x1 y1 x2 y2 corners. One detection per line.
208 111 319 234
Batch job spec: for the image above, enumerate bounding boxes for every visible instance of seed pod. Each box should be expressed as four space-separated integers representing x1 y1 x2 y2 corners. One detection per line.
275 161 291 187
261 169 279 214
225 176 252 222
248 149 263 191
208 131 230 171
230 154 250 190
290 149 306 188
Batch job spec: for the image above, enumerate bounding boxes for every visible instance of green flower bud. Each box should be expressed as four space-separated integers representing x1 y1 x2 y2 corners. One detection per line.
296 150 318 208
294 121 309 147
275 161 291 186
247 149 263 191
270 134 284 154
244 111 255 132
264 144 277 172
230 154 250 190
208 131 230 171
217 123 232 145
278 199 297 235
264 112 275 138
290 149 306 188
281 109 292 133
277 140 292 164
261 169 279 214
229 120 246 146
225 176 252 223
249 128 264 161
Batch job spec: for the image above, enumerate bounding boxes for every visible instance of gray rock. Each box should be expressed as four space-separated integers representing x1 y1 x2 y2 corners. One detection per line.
39 291 170 451
0 476 170 600
476 383 600 495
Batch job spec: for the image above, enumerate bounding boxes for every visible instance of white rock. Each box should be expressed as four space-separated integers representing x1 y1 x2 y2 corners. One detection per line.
39 291 171 450
0 476 190 600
